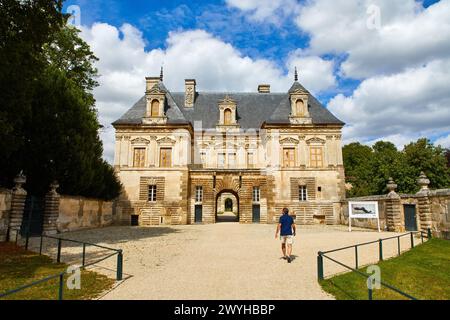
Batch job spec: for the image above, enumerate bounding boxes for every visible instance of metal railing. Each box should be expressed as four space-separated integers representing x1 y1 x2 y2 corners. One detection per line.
0 230 123 300
317 229 432 300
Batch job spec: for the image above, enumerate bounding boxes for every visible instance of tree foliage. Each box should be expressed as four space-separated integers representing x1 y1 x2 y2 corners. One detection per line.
344 139 450 197
0 0 121 200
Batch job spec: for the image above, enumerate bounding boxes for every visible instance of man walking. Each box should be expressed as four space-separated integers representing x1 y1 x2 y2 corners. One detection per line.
275 208 296 263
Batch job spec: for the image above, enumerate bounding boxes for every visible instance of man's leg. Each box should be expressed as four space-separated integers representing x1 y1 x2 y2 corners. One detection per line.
287 244 293 258
281 243 287 258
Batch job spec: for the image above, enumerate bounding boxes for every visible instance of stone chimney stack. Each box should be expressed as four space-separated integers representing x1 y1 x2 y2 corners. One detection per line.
258 84 271 93
185 79 196 108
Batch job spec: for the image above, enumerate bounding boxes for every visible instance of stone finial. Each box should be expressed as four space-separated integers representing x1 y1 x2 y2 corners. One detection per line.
49 181 60 195
417 171 430 190
294 67 298 82
160 66 164 81
13 171 27 192
387 177 397 193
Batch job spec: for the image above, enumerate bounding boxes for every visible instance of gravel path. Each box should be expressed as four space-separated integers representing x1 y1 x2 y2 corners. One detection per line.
26 224 422 300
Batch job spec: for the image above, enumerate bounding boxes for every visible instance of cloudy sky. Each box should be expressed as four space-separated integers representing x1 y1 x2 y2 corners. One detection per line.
63 0 450 163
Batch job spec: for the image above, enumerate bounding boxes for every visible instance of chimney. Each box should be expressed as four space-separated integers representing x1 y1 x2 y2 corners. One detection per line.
185 79 196 108
146 77 160 92
258 84 271 93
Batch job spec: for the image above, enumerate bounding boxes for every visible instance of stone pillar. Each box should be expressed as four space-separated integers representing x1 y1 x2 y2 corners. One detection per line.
42 181 60 235
416 172 432 233
385 178 404 232
8 173 27 241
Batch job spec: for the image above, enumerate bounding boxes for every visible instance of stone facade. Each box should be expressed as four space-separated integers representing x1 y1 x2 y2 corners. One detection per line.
113 72 346 226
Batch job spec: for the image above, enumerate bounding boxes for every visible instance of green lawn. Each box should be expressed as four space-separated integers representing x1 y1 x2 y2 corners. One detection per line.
320 239 450 300
0 242 115 300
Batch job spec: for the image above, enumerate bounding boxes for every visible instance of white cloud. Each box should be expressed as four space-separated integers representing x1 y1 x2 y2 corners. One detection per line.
80 23 337 162
226 0 300 25
328 58 450 145
296 0 450 78
435 134 450 149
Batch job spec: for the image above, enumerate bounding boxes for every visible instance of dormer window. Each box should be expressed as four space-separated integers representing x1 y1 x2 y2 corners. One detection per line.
224 109 232 125
217 95 240 131
296 99 306 117
151 99 160 117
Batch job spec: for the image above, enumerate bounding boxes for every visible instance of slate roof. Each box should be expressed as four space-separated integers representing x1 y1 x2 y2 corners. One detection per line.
112 81 344 128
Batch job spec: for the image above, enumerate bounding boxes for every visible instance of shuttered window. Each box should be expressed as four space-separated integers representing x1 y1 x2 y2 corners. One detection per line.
133 148 146 168
310 147 323 168
160 148 172 168
283 148 295 168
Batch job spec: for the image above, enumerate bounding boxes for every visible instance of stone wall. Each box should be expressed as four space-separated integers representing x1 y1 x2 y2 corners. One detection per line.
0 189 12 241
57 196 115 233
339 175 450 238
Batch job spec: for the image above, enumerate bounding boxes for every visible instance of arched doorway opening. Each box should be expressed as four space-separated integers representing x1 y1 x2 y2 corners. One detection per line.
216 190 239 223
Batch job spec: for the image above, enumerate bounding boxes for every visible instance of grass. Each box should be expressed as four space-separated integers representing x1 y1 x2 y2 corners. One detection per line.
320 239 450 300
0 242 115 300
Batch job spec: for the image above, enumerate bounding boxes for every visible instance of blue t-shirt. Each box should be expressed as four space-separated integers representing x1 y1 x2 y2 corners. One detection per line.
279 214 294 236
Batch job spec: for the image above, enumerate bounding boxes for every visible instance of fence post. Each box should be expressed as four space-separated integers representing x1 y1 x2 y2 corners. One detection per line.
58 273 64 300
397 236 401 256
427 228 432 239
82 243 86 267
25 231 30 251
317 252 324 281
379 239 383 261
355 246 359 269
39 235 43 255
410 232 415 249
116 250 123 281
368 288 373 300
57 238 62 263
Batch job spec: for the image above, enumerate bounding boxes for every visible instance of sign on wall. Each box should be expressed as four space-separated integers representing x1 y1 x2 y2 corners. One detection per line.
348 201 380 232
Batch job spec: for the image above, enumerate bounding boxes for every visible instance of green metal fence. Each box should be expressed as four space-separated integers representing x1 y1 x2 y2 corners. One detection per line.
0 230 123 300
317 229 432 300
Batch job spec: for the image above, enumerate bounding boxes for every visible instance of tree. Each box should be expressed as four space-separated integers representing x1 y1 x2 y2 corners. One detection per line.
343 139 450 197
0 0 65 187
0 1 122 200
403 139 450 191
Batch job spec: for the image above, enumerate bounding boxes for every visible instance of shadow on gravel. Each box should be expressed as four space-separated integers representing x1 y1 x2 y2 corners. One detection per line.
19 226 183 266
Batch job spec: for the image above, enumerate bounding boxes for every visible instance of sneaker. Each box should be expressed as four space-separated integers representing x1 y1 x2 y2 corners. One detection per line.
287 256 292 263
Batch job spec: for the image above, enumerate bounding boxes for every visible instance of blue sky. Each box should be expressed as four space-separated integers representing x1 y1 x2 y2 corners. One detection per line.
62 0 450 162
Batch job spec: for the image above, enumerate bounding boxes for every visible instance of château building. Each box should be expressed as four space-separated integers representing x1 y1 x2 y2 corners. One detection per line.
113 69 345 225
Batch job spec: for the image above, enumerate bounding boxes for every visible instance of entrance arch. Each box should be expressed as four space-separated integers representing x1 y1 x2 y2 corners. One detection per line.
215 190 239 223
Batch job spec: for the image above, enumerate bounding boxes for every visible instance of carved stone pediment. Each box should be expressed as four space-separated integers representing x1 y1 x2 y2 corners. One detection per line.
306 137 326 145
280 137 300 145
157 137 176 145
218 95 236 105
131 137 150 145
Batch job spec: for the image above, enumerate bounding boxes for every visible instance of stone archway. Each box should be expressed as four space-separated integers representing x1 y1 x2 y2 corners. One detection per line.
215 190 239 223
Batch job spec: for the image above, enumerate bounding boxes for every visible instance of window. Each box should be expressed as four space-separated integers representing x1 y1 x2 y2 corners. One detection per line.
310 147 323 168
296 99 305 116
218 153 226 167
151 99 160 117
200 152 207 165
159 148 172 168
283 148 296 168
228 153 236 167
248 152 255 168
253 187 260 203
224 109 232 125
299 185 308 201
148 185 157 202
133 148 146 168
195 186 203 203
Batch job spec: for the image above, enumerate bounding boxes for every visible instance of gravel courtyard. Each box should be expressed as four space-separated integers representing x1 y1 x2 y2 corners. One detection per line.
28 223 421 300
